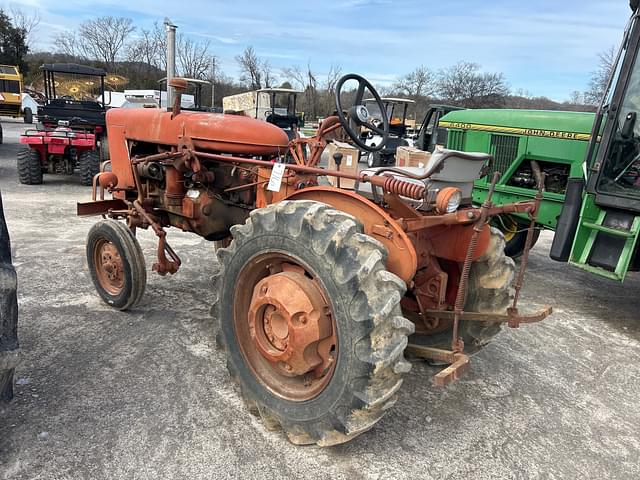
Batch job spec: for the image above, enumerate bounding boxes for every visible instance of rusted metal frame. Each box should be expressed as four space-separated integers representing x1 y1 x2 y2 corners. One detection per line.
193 150 427 199
507 174 546 328
129 155 181 275
422 306 552 325
451 172 501 352
132 200 181 275
131 151 183 165
404 344 470 387
401 200 536 233
77 199 130 217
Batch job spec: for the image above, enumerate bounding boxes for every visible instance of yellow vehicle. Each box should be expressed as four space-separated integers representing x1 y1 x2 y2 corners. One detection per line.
0 65 32 124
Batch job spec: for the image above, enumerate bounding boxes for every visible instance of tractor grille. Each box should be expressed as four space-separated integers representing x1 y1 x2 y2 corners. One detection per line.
447 130 466 150
488 134 519 176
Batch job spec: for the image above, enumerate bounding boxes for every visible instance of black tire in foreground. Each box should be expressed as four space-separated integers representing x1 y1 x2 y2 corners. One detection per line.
99 136 110 162
16 146 43 185
78 149 100 186
408 227 515 355
23 108 33 124
212 200 413 446
86 220 146 310
0 190 19 402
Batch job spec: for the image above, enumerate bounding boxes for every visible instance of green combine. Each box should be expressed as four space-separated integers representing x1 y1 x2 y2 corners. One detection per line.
440 109 595 257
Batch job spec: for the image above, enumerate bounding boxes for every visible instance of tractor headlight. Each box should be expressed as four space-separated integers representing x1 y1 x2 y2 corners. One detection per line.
436 188 462 214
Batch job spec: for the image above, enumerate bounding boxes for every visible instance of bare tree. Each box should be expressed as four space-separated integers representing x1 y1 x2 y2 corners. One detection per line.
584 46 616 105
177 34 211 79
78 16 135 68
568 90 584 105
236 46 262 89
53 31 83 58
127 23 166 70
393 65 436 98
262 59 275 88
437 61 509 108
9 7 39 47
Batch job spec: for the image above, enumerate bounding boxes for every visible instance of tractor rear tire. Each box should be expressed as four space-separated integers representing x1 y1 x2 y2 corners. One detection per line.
86 220 146 310
408 227 515 355
212 200 413 446
17 146 43 185
78 150 100 186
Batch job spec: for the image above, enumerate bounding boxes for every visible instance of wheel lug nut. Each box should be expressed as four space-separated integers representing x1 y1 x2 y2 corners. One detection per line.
284 363 292 371
260 285 268 295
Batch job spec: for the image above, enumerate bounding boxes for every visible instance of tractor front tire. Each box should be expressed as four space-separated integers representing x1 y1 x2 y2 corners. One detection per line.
212 200 413 446
78 150 100 186
86 220 146 310
17 146 43 185
409 227 515 355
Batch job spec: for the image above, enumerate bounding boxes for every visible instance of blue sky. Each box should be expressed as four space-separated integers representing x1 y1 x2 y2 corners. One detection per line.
8 0 633 101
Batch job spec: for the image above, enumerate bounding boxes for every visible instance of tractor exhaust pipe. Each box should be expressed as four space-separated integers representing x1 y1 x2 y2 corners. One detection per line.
170 78 187 117
164 18 177 108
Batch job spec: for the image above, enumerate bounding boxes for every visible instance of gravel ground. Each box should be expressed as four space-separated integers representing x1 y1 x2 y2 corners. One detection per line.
0 118 638 480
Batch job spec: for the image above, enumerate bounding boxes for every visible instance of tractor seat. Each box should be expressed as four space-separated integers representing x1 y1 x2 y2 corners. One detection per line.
425 149 491 182
353 149 492 209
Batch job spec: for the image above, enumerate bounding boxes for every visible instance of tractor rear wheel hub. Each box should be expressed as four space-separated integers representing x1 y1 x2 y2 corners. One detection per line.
248 271 333 377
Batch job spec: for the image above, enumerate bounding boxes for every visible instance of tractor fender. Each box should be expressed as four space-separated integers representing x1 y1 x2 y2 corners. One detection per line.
286 186 417 284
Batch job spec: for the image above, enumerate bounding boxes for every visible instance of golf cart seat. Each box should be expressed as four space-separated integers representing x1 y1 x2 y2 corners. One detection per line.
266 113 299 130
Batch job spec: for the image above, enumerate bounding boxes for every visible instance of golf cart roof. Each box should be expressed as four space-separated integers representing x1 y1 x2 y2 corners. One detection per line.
41 63 106 76
364 97 416 104
157 77 213 86
257 88 303 94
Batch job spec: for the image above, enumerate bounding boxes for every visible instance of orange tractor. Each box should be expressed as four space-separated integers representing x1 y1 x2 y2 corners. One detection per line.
78 75 551 446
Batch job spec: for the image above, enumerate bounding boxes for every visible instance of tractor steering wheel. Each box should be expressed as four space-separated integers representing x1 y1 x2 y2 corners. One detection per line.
334 74 389 152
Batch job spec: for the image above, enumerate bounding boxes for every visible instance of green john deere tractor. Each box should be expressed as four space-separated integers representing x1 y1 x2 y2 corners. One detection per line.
441 1 640 282
549 0 640 281
439 109 595 257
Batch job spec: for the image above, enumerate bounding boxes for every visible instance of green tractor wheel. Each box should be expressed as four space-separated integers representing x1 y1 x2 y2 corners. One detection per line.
494 214 541 259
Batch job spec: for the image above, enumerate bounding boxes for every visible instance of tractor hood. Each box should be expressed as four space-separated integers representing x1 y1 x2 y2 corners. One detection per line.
106 108 290 156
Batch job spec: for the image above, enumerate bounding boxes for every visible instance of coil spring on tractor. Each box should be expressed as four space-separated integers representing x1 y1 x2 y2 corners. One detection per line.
380 176 425 200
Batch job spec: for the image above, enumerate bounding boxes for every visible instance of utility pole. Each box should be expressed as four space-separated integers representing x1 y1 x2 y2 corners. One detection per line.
164 18 177 109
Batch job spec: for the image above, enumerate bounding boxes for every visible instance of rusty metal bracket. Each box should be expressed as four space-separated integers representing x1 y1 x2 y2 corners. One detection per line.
405 344 470 387
450 171 501 352
507 173 546 327
423 306 553 325
132 200 181 276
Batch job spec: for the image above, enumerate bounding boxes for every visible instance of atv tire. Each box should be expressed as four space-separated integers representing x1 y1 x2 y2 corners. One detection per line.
408 227 515 355
78 150 100 186
23 108 33 124
17 146 43 185
212 200 413 446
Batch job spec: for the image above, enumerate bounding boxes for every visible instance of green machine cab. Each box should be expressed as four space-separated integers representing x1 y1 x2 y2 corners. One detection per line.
439 1 640 282
550 3 640 281
440 109 595 257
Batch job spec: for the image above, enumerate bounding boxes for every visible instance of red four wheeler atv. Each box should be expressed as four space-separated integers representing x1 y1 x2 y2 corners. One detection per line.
17 63 109 186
